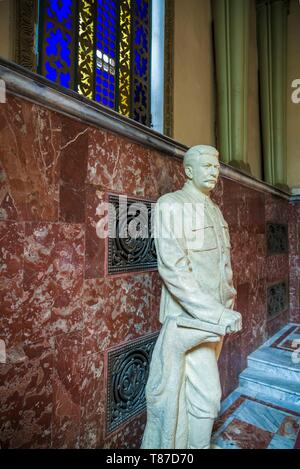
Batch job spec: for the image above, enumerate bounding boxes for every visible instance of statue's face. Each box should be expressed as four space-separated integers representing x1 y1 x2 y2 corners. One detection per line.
185 153 220 194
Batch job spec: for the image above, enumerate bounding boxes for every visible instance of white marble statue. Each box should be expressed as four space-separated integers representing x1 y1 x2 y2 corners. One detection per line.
141 145 242 449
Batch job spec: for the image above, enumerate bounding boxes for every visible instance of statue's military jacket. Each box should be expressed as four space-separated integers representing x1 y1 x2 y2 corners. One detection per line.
141 181 237 449
155 181 236 326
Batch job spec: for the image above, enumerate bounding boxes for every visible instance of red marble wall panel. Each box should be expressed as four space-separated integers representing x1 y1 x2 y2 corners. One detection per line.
102 413 146 449
289 203 300 323
0 94 61 222
23 223 84 343
0 221 24 349
265 193 290 223
0 92 299 449
219 332 242 398
82 274 156 357
265 255 289 284
52 331 82 448
59 118 88 223
79 351 105 448
85 187 106 279
87 128 151 197
0 340 53 448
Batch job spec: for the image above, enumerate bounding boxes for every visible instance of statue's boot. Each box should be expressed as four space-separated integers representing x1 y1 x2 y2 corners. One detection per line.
187 414 215 449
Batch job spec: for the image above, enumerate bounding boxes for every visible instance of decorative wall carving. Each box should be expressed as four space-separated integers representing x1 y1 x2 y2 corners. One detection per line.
267 281 288 319
108 194 157 274
106 332 158 433
266 222 288 254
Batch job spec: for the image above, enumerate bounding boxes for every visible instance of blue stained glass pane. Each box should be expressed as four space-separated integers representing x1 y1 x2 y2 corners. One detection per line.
95 0 117 107
136 0 148 19
40 0 75 89
133 0 151 125
46 21 54 30
55 59 63 69
45 61 57 81
50 0 73 22
60 72 71 88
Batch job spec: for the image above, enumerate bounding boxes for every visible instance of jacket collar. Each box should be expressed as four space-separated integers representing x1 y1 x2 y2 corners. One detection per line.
182 181 210 205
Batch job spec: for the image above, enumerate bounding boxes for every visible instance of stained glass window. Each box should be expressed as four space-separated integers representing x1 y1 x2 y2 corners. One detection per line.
38 0 152 126
95 0 118 109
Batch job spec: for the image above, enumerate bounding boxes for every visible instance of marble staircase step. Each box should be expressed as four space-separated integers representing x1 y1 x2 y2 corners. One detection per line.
247 347 300 381
239 368 300 406
235 386 300 415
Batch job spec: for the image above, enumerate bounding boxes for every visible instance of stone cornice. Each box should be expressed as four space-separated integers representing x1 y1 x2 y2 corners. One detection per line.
0 58 294 202
220 163 290 200
0 58 186 160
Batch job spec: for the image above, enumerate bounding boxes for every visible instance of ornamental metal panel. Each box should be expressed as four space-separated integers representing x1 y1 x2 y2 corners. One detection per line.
106 332 158 433
266 222 288 255
108 194 157 274
267 281 288 319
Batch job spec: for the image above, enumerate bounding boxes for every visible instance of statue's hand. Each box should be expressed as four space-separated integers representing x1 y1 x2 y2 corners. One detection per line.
219 309 242 334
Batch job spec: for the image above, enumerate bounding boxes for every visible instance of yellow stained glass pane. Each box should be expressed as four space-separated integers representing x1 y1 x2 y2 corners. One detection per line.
118 0 131 117
78 0 95 99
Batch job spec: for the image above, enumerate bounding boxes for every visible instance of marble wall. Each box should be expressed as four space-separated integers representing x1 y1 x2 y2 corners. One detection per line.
0 92 297 448
289 203 300 323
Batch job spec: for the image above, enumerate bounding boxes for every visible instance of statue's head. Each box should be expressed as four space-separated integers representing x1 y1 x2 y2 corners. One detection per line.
183 145 220 195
